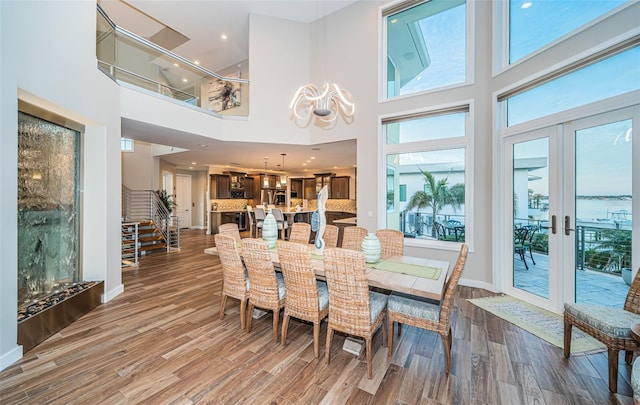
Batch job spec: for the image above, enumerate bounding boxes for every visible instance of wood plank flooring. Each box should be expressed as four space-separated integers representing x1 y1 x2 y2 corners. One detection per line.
0 229 635 404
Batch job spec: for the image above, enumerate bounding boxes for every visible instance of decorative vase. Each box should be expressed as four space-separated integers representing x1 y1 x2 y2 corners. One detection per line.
361 233 381 263
262 209 278 249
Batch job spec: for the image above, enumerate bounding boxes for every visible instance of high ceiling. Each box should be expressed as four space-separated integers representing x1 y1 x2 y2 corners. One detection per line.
99 0 359 174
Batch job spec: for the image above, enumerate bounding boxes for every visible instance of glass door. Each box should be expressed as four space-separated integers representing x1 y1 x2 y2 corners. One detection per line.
505 127 560 310
566 111 634 308
504 107 636 312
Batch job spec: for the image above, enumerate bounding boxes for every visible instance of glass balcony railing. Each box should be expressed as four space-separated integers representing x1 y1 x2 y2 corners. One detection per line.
96 5 249 117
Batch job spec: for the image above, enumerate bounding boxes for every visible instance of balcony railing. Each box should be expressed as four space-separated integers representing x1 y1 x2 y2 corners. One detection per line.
96 4 249 117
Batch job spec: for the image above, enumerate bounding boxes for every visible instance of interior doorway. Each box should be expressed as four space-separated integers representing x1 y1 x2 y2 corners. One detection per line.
176 174 192 228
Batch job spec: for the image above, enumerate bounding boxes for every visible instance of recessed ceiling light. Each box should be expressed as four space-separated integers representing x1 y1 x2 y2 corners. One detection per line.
189 166 194 169
199 144 208 147
194 60 200 65
310 156 316 160
306 160 311 163
173 63 179 67
220 34 228 40
191 162 197 165
302 163 307 166
521 2 533 9
182 78 188 82
390 18 398 24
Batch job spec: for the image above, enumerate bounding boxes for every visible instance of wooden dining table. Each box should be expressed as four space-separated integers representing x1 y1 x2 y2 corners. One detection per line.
204 245 450 301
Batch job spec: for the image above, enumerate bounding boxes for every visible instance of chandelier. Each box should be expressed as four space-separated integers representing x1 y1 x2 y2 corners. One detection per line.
289 83 355 123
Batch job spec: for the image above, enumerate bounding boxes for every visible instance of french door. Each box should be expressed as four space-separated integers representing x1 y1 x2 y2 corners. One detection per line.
503 107 636 313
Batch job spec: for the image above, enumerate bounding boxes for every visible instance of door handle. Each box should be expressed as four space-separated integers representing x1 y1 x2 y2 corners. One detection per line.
564 215 575 236
541 215 557 234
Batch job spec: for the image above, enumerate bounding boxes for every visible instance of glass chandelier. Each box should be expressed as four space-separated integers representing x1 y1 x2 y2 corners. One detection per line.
289 83 355 123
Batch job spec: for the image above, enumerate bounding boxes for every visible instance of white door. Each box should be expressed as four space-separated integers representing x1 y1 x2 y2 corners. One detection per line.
176 174 192 228
502 107 637 312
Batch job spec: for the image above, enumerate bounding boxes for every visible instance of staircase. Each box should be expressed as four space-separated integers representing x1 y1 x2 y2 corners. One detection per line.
121 187 180 267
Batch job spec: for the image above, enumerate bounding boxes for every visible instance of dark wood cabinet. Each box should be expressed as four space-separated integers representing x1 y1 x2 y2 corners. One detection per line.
303 178 316 200
210 174 231 199
330 176 349 199
326 211 353 225
244 177 254 198
290 178 303 198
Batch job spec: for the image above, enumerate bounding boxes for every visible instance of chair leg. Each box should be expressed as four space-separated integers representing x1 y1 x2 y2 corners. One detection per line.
625 350 634 365
219 295 227 320
563 319 572 358
239 299 247 330
365 337 373 378
441 331 452 375
529 247 536 265
382 314 387 347
272 308 280 344
246 303 254 332
398 323 402 336
281 313 290 346
608 348 619 393
313 322 321 358
387 320 394 357
325 327 334 365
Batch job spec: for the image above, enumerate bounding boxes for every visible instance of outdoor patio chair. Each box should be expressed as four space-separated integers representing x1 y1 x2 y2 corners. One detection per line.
522 224 538 265
564 267 640 393
514 227 530 270
434 222 457 242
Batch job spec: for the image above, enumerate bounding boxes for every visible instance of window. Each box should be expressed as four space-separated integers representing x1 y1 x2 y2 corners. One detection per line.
121 137 134 152
384 0 467 98
501 43 640 127
383 107 469 246
508 0 627 64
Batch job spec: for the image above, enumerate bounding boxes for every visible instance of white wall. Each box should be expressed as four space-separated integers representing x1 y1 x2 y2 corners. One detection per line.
1 0 123 369
121 141 155 190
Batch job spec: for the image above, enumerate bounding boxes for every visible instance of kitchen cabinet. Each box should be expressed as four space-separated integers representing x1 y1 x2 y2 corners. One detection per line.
330 176 350 199
290 178 303 198
210 174 231 199
326 211 354 225
315 173 333 197
244 177 254 198
303 178 316 200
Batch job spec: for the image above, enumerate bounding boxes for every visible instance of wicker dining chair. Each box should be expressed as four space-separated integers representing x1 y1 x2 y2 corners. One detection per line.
341 226 368 250
241 238 286 343
277 240 329 358
219 222 242 244
288 222 311 245
323 248 388 379
215 233 249 330
376 229 404 257
564 267 640 393
323 224 339 248
387 243 469 375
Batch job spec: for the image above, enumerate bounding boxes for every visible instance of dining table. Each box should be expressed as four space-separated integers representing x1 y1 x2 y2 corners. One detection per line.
204 244 450 301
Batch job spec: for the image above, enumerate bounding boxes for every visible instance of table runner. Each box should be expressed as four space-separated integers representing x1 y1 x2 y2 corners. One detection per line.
366 259 442 279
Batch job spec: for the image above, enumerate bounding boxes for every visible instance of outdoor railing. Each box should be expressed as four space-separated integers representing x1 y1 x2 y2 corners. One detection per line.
96 4 249 117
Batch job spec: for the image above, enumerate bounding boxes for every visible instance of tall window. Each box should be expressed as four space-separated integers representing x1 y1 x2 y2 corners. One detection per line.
384 0 467 98
501 43 640 127
508 0 628 64
383 107 469 246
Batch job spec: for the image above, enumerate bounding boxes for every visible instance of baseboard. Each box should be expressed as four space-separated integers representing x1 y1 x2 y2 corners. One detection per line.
0 345 23 371
459 277 498 293
102 283 124 303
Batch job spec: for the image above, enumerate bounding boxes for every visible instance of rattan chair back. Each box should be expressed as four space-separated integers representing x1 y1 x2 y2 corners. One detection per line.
439 243 469 328
277 240 329 357
323 225 339 248
241 238 285 342
323 247 388 378
624 269 640 314
376 229 404 257
219 223 242 244
215 233 249 329
341 226 367 250
288 222 311 244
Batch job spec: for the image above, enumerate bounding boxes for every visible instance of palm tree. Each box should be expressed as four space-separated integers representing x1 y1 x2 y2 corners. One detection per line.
406 169 464 237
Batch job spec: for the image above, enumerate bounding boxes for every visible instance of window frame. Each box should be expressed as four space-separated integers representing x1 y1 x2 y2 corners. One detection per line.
379 0 475 103
380 101 474 251
493 0 634 76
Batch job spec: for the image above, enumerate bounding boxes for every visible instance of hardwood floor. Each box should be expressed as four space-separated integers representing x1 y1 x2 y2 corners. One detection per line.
0 229 634 404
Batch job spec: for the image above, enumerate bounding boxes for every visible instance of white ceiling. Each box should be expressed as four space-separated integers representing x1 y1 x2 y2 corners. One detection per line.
100 0 359 174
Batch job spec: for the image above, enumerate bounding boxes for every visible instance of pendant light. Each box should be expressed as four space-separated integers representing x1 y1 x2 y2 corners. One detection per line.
263 157 269 187
280 153 287 186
